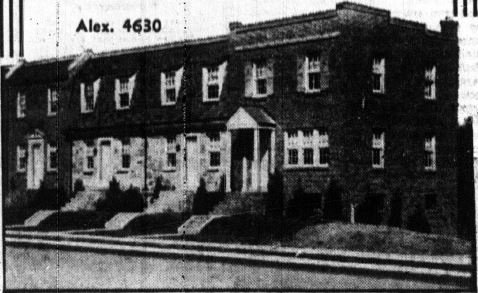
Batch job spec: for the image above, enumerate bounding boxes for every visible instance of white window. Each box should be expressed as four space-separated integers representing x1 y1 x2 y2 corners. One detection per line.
372 57 385 93
161 67 184 106
424 136 436 171
372 131 385 168
285 129 329 168
48 88 58 116
120 138 131 170
84 140 95 172
208 132 221 168
424 65 436 100
47 143 58 172
165 137 177 170
203 62 227 102
17 92 26 118
16 146 27 172
115 74 136 110
245 59 273 98
81 78 101 113
305 55 321 92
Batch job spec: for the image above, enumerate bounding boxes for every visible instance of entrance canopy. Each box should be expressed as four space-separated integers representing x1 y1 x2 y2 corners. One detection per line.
226 107 276 130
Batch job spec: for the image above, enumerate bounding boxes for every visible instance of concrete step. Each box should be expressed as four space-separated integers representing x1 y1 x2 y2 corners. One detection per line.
24 210 57 227
177 215 227 235
146 191 193 213
104 213 143 230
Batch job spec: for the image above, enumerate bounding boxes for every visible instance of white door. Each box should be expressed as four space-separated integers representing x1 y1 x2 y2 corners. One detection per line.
99 142 112 186
27 140 44 189
185 136 200 190
31 143 44 189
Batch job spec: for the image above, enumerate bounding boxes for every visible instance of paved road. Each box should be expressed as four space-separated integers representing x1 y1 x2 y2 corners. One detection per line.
6 246 465 290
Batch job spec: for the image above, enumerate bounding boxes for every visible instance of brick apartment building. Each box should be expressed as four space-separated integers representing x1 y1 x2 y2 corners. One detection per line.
1 2 460 234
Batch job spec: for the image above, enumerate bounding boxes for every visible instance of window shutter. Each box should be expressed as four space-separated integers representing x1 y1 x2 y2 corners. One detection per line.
47 88 51 113
266 58 274 95
320 53 330 90
244 61 254 97
431 66 436 99
297 55 306 92
175 66 184 97
202 67 208 101
219 61 227 97
80 83 85 112
160 72 166 104
128 73 136 100
114 78 121 109
93 78 101 107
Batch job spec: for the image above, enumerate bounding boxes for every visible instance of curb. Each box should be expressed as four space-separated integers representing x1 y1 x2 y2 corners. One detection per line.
5 229 473 286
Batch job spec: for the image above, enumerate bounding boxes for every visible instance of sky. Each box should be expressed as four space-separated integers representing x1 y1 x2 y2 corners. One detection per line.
2 0 478 123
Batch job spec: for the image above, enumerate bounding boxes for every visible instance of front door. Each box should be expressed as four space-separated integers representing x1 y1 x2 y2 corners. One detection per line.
99 141 112 186
28 142 44 189
185 136 200 190
231 130 253 192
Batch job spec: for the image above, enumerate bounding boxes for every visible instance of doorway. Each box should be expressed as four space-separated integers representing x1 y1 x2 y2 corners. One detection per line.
185 136 200 190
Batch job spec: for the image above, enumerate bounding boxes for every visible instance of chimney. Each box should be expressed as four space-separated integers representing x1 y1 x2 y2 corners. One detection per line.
229 21 243 32
1 0 24 63
440 17 458 39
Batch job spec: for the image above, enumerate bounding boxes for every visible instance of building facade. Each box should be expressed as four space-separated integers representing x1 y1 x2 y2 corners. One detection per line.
2 2 459 234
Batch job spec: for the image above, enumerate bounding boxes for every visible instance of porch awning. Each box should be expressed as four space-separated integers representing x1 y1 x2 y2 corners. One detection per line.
226 107 276 129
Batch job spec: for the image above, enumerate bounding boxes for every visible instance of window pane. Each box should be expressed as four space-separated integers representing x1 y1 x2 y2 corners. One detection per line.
257 79 267 95
372 73 381 91
208 84 219 99
304 148 314 165
167 153 177 168
166 89 176 103
372 148 381 166
319 148 329 165
122 154 131 169
210 151 221 167
50 151 58 169
120 93 129 108
87 156 94 169
288 149 298 165
308 72 321 90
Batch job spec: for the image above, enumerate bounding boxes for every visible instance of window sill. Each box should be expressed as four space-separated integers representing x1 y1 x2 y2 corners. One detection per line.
162 168 177 172
81 110 94 115
203 99 220 103
46 169 58 174
249 94 269 99
116 107 131 111
47 113 57 117
372 91 386 95
372 166 385 170
161 103 176 107
304 89 322 94
207 167 221 172
16 170 26 174
116 170 129 174
424 169 437 173
16 116 26 120
83 171 94 175
284 165 329 171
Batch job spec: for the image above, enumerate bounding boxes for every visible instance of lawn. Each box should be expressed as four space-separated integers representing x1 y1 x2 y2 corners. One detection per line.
285 222 471 255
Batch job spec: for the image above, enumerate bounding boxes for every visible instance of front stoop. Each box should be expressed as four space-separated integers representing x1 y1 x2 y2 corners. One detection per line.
61 189 106 211
177 215 228 235
146 190 193 213
104 212 143 230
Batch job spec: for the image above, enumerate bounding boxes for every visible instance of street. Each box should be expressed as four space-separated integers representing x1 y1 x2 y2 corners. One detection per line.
6 246 464 290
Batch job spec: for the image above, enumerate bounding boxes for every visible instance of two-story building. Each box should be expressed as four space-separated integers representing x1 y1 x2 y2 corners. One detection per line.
2 2 459 234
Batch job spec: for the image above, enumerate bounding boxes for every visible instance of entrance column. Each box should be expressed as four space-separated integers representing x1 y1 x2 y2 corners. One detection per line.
252 128 260 191
225 131 232 192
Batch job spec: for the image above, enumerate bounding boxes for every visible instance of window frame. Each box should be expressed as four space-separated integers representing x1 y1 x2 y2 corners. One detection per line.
424 136 436 171
372 131 385 169
205 66 220 102
47 88 58 116
163 71 177 106
372 57 385 94
120 138 131 171
284 129 329 169
207 132 221 169
17 91 26 118
118 77 131 110
424 65 436 100
305 54 321 93
164 137 177 171
47 143 58 172
83 141 95 173
16 145 27 172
